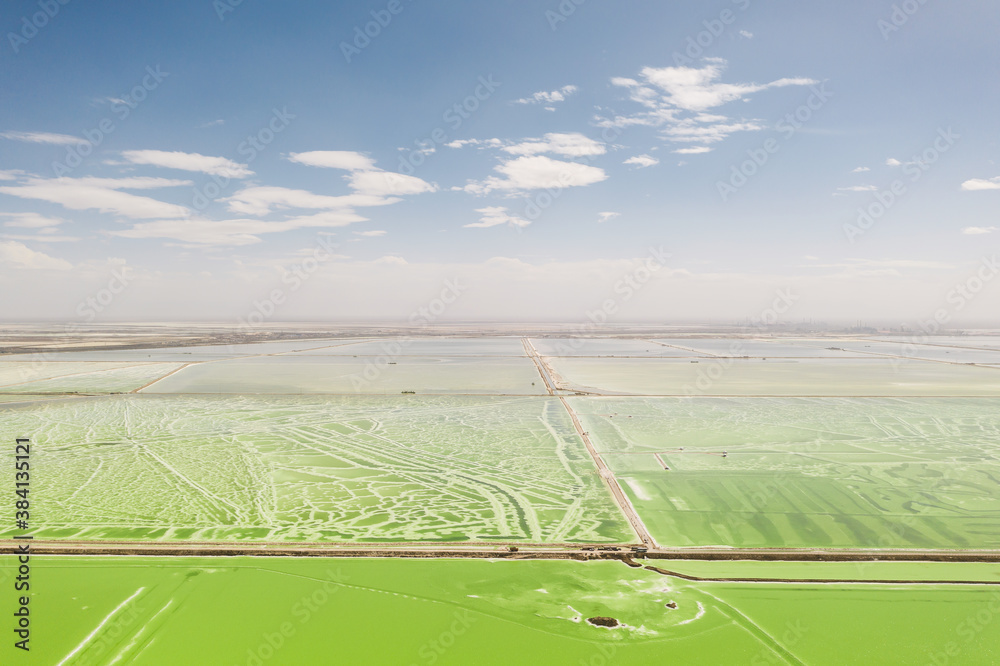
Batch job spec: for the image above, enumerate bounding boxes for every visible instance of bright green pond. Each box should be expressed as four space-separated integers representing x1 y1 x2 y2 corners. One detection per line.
1 557 997 665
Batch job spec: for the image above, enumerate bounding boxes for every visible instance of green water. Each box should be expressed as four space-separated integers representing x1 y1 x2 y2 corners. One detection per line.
550 357 1000 396
0 395 631 543
0 363 184 394
1 557 996 665
142 356 547 395
650 338 861 358
530 338 699 357
573 397 1000 548
0 361 150 389
281 337 529 356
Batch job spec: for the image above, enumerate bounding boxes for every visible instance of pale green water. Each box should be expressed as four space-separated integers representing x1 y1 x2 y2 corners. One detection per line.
650 338 863 357
2 557 996 665
0 361 148 388
0 395 631 543
142 356 547 394
874 335 1000 350
282 337 528 356
530 337 701 357
792 339 1000 364
572 396 1000 548
0 363 183 394
550 357 1000 396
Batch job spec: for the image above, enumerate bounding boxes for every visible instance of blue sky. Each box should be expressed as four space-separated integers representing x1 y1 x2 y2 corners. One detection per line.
1 0 998 324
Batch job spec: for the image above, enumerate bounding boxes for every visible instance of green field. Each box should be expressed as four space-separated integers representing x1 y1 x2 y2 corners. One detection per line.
572 396 1000 548
0 394 631 543
2 556 996 665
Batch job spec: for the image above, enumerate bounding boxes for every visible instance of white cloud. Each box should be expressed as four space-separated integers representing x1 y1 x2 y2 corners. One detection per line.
0 240 72 270
886 158 902 166
2 233 80 243
465 206 531 229
445 138 503 149
598 212 620 223
286 151 438 198
111 219 270 246
348 170 438 197
374 255 407 265
513 85 578 107
961 177 1000 191
962 226 997 235
121 150 253 178
673 146 713 155
502 132 605 157
288 151 377 171
0 131 87 146
852 166 870 173
660 118 766 143
275 210 368 229
601 59 817 148
739 30 753 39
837 185 878 192
111 209 366 246
0 170 27 181
462 155 607 195
624 154 659 168
355 230 387 237
0 212 66 228
198 119 225 128
620 60 816 112
403 144 435 156
225 186 391 216
0 176 191 219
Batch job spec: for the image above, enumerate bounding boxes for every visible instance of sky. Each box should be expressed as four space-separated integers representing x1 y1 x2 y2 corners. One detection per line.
0 0 998 326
